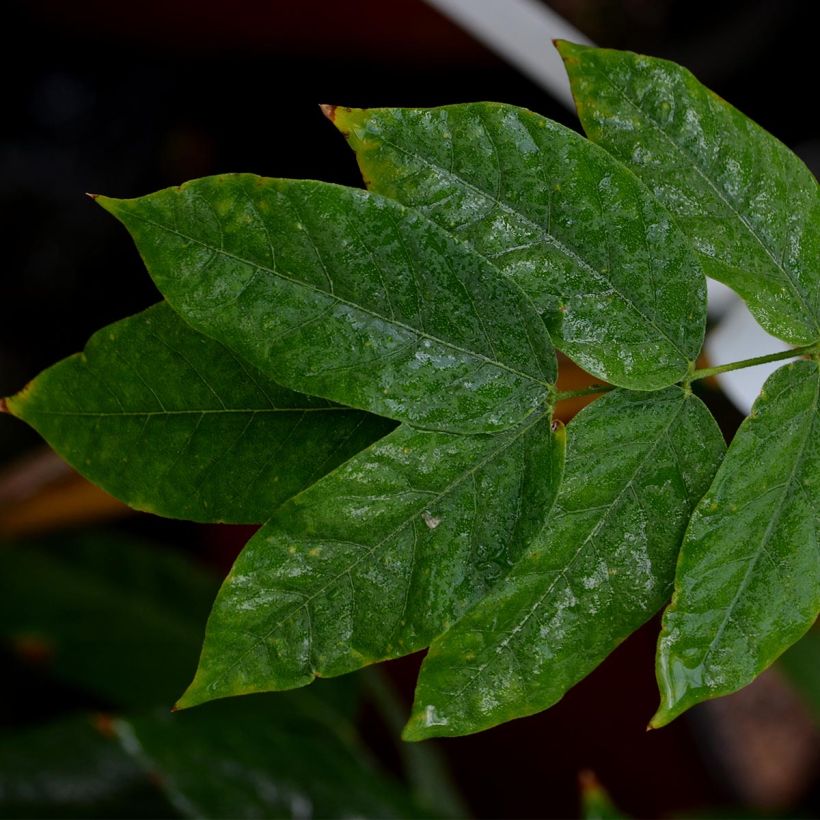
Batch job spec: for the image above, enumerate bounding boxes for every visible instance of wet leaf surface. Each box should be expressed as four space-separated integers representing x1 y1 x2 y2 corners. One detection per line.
654 360 819 726
559 41 820 345
97 176 556 434
331 102 706 389
179 415 564 708
404 387 724 739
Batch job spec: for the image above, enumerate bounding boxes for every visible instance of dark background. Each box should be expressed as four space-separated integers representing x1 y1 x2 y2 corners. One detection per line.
1 2 817 817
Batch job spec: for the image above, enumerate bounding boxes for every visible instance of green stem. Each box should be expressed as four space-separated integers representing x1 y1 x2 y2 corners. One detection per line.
688 342 819 382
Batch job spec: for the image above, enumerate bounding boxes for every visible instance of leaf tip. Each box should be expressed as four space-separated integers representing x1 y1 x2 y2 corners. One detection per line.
85 192 99 200
554 39 591 72
400 721 426 743
89 193 120 215
647 705 674 730
319 103 338 122
0 397 9 415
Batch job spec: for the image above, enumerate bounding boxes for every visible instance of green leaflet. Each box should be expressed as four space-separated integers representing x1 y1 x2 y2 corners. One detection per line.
329 102 706 390
404 387 725 739
653 360 820 727
115 699 427 820
558 41 820 345
5 303 393 524
96 175 556 434
178 414 565 708
0 532 217 709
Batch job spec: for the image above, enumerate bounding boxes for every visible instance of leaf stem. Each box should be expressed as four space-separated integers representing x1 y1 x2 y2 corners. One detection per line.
555 343 819 403
688 342 820 382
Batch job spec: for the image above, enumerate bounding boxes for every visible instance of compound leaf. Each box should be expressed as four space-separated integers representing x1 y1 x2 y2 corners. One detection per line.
178 412 565 708
5 302 393 523
404 387 725 739
330 102 706 389
559 41 820 345
653 360 820 727
96 176 556 434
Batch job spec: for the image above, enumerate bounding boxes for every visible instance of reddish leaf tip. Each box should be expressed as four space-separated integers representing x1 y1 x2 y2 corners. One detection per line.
0 397 8 414
85 192 99 200
319 104 337 122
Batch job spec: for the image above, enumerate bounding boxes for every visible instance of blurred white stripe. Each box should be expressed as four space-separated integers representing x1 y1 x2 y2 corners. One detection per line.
423 0 591 108
706 300 793 415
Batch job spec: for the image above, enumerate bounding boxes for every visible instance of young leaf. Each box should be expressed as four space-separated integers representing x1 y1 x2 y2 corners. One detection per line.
404 387 725 739
178 413 565 708
653 360 819 727
558 41 820 345
95 176 556 434
5 303 393 523
328 102 706 389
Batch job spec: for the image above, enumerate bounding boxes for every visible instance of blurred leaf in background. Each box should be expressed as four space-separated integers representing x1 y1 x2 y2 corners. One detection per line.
0 532 437 818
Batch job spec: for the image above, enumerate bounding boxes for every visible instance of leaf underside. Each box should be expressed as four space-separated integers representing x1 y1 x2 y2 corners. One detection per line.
330 101 706 389
6 302 394 524
97 176 556 434
178 414 565 708
404 387 725 739
653 360 820 726
559 41 820 345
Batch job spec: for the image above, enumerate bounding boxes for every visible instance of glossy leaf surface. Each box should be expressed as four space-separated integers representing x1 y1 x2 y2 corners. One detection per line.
559 41 820 345
653 360 819 726
6 303 393 523
330 102 706 389
179 413 565 708
404 387 725 739
116 698 426 820
0 532 217 708
97 176 556 433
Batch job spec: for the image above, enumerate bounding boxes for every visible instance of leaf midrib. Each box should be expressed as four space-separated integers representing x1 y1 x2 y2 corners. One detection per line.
123 211 551 389
696 366 819 677
363 126 692 362
597 73 819 337
211 409 551 688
